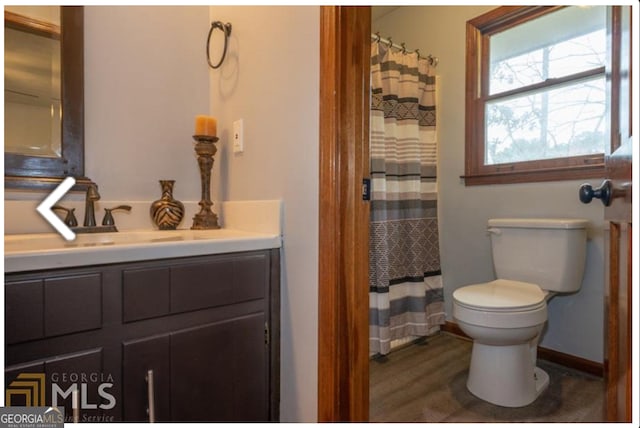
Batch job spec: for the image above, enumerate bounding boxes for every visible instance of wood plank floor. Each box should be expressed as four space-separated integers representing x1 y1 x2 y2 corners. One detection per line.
370 332 605 422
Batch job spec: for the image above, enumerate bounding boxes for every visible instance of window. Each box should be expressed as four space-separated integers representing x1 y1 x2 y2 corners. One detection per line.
464 6 608 185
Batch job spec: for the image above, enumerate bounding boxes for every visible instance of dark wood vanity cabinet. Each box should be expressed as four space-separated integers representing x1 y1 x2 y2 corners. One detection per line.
4 249 280 422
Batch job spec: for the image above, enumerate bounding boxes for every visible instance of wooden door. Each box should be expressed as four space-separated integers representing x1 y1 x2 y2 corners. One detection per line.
604 5 632 422
580 6 634 422
581 5 632 422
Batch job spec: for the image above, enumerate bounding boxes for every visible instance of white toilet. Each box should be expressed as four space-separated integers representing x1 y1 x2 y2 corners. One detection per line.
452 218 588 408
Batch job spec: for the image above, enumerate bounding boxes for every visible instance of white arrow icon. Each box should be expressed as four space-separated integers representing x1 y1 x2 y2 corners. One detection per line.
37 176 77 241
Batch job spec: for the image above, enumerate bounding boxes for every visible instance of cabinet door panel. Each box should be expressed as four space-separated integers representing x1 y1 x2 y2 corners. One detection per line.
122 335 171 422
122 267 170 322
231 312 269 420
44 274 102 336
170 259 234 313
45 348 105 422
5 362 46 407
170 254 266 313
5 280 44 344
170 314 267 421
6 349 106 421
234 254 269 300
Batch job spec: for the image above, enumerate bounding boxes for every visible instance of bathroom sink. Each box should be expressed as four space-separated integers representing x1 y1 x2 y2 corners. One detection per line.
5 229 266 252
4 228 281 273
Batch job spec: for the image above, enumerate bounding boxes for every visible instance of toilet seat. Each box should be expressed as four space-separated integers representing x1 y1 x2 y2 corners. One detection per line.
453 279 547 329
453 279 546 312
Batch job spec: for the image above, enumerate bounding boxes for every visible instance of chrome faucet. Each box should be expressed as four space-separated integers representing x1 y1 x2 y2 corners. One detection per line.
52 183 131 233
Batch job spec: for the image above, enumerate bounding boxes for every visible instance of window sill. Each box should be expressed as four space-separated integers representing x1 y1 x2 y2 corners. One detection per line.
462 163 605 186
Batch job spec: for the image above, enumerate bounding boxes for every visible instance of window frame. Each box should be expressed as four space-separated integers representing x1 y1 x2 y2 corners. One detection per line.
464 6 607 186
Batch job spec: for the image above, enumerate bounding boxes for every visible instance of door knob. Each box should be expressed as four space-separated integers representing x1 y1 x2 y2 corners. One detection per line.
579 180 612 206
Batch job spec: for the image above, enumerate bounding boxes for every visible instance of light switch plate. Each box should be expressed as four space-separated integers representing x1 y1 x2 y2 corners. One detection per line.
233 119 244 153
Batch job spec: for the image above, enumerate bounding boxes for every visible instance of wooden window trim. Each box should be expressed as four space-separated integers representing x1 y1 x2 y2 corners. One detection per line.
464 6 607 186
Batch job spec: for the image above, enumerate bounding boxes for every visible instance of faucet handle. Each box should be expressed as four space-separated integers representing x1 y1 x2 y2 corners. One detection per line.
102 205 132 227
52 205 78 227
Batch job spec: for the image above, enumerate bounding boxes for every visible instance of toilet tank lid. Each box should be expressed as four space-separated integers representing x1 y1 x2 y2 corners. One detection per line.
488 218 589 229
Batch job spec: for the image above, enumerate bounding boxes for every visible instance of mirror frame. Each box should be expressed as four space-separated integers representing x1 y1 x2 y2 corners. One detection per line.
5 6 93 191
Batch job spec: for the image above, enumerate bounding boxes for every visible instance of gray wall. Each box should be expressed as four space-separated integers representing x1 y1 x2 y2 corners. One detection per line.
374 6 605 363
85 6 210 201
207 7 320 422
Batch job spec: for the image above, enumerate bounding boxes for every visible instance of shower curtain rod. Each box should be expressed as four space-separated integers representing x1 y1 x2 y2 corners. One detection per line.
371 33 439 67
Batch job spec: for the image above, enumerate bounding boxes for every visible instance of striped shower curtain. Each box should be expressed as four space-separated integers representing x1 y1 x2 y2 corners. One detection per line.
369 42 444 356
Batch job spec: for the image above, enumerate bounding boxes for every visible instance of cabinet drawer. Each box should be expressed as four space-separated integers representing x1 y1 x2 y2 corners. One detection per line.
5 273 103 344
170 254 267 314
5 280 44 344
122 253 268 322
123 267 170 322
45 274 103 337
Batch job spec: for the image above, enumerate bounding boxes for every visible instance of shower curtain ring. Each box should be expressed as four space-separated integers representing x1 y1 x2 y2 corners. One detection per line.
415 49 421 60
207 21 232 69
375 32 381 43
400 42 407 54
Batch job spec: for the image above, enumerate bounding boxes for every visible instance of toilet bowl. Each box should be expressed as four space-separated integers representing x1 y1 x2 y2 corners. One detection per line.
452 218 588 408
453 279 549 407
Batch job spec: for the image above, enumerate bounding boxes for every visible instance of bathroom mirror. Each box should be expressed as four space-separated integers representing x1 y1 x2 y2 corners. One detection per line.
4 6 93 191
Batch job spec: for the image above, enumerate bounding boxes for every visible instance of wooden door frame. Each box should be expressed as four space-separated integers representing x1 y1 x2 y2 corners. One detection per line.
317 5 371 422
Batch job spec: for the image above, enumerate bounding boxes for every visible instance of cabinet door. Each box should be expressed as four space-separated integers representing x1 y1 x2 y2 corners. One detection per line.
45 349 106 422
170 313 267 422
122 335 171 422
5 348 109 422
5 361 45 407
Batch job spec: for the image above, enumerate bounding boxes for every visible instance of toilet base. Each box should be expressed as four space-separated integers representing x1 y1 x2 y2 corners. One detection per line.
533 366 550 397
466 341 549 407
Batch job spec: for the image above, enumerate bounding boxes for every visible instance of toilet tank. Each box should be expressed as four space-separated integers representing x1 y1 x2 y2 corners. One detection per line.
488 218 588 293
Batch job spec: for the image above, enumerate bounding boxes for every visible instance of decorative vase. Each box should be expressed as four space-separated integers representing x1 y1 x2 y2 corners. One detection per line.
150 180 185 230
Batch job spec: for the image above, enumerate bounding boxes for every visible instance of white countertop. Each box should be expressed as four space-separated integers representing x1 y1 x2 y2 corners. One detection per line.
4 200 282 273
4 229 281 273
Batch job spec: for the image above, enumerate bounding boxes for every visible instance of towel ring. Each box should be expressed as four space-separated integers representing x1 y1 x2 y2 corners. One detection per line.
207 21 232 69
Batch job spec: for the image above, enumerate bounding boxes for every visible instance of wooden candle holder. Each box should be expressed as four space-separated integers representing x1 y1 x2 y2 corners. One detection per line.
191 135 220 230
